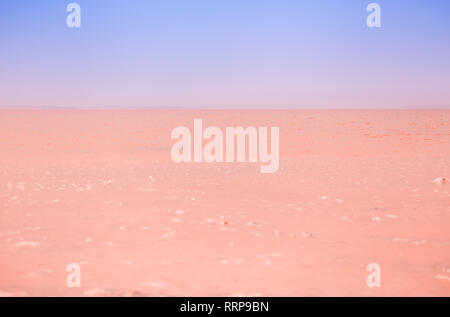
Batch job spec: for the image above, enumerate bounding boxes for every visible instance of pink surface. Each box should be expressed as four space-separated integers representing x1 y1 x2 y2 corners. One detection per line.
0 110 449 296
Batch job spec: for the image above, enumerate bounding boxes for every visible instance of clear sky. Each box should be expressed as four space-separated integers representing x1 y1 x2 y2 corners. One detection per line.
1 0 449 108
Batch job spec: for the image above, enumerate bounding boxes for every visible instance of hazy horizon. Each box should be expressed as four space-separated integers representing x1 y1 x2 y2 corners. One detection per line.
1 105 449 110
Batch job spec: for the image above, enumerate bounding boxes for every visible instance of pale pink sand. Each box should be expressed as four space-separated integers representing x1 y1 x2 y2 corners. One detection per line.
0 110 449 296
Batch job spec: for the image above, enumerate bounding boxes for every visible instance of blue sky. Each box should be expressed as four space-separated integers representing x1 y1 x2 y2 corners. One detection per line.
1 0 449 108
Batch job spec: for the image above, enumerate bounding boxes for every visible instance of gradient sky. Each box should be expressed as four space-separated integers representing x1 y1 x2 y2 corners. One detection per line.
1 0 449 108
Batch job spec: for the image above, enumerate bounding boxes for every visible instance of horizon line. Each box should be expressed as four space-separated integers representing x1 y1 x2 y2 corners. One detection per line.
1 106 450 111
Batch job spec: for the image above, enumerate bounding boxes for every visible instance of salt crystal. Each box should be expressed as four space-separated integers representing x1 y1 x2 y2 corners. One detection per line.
14 241 40 248
175 209 185 216
433 177 447 185
301 232 312 238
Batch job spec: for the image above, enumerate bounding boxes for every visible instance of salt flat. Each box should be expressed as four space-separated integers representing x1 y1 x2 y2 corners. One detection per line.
0 109 449 296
